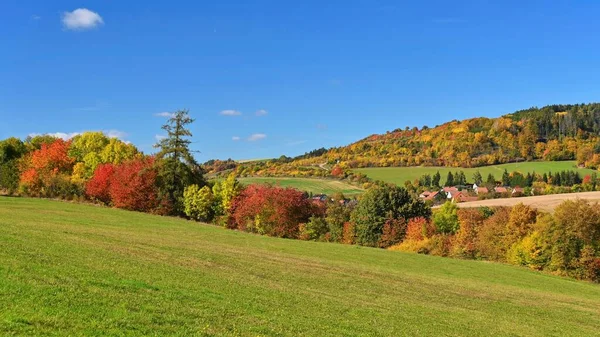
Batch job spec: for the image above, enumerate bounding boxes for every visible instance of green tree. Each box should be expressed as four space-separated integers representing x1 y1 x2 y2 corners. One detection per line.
445 171 454 187
473 170 483 185
432 171 441 187
154 109 205 213
433 202 459 234
486 173 496 187
350 185 431 247
326 200 353 242
0 137 27 193
502 169 511 186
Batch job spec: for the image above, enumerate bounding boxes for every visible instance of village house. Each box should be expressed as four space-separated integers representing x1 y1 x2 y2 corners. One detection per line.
494 186 510 194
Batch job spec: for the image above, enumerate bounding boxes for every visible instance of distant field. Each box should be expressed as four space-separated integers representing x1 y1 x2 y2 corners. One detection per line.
449 191 600 212
238 177 364 195
2 197 600 336
354 161 598 186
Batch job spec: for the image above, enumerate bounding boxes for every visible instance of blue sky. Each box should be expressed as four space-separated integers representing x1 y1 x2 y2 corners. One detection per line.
2 1 600 161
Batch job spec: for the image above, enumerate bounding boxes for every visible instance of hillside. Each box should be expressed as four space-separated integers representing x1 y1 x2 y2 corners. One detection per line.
232 104 600 178
2 197 600 336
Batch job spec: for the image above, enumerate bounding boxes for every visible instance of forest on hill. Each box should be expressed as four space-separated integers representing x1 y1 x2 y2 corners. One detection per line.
226 103 600 178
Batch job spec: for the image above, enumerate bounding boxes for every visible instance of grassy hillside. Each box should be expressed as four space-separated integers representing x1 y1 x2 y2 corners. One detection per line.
238 177 364 195
354 160 597 186
2 197 600 336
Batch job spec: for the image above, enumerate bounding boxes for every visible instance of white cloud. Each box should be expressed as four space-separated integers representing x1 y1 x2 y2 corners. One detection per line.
255 109 268 116
248 133 266 141
31 15 41 20
155 134 166 141
28 129 127 141
154 112 175 118
105 130 127 139
62 8 104 30
220 109 242 116
28 132 80 140
232 136 241 141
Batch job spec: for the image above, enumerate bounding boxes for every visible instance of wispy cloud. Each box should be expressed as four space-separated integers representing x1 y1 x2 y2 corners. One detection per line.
154 111 175 118
155 134 166 141
28 129 127 141
220 109 242 116
62 8 104 30
232 136 241 141
28 132 80 140
255 109 268 116
248 133 266 141
31 15 41 20
105 130 127 139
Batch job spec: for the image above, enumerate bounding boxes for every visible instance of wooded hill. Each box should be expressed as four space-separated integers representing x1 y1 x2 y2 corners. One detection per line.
265 103 600 172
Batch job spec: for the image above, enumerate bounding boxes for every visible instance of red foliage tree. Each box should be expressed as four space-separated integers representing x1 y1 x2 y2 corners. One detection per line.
228 184 316 238
378 218 407 248
109 157 159 212
331 166 344 177
19 138 74 196
86 163 115 204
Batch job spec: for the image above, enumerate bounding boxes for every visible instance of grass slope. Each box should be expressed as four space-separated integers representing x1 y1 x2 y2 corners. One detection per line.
1 197 600 336
354 160 598 186
238 177 364 195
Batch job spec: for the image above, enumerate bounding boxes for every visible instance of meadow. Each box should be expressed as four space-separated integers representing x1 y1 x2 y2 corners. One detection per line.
1 197 600 336
238 177 364 195
353 160 597 186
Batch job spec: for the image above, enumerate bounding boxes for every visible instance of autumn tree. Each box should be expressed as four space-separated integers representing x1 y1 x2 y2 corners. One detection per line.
109 157 160 212
433 201 459 234
85 163 115 204
228 184 316 238
350 184 431 247
19 138 76 197
154 109 205 214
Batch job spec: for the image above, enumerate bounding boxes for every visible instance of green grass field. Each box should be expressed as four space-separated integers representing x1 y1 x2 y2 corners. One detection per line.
2 197 600 336
354 160 598 186
238 177 364 195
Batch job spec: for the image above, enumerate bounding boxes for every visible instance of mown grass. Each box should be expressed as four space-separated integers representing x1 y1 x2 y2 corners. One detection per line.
238 177 364 196
354 160 598 186
1 197 600 336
